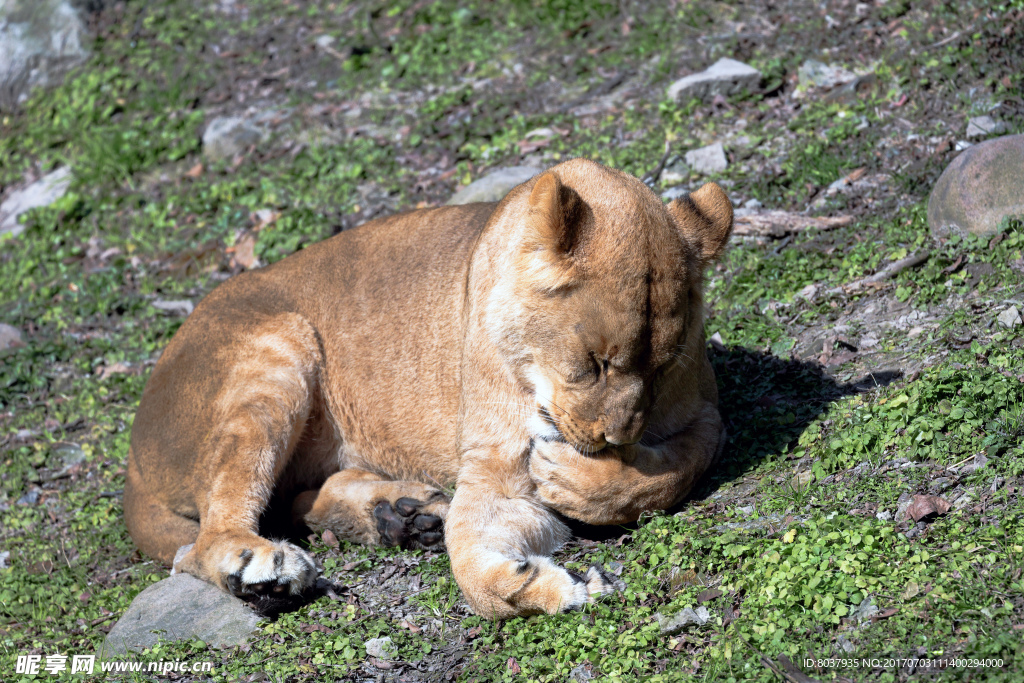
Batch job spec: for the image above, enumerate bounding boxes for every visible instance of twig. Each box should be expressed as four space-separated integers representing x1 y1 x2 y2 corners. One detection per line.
733 211 854 238
926 30 962 49
824 250 931 296
642 139 672 188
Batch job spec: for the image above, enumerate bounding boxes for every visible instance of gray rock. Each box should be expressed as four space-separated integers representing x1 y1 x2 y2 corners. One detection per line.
0 550 8 569
850 597 878 624
101 573 261 657
952 487 978 511
997 306 1021 329
966 116 1007 139
364 636 398 661
875 510 893 522
667 58 761 103
684 142 727 175
0 166 72 237
447 166 540 205
928 134 1024 237
836 634 856 653
202 116 266 162
798 60 856 90
152 299 194 317
661 185 689 201
895 492 914 521
0 322 24 352
656 605 711 635
0 0 89 108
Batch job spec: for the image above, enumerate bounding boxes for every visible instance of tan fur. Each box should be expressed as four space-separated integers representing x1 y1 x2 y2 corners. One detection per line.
125 158 733 616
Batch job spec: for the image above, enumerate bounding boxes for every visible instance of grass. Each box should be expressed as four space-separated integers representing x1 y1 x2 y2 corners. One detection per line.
2 0 1023 681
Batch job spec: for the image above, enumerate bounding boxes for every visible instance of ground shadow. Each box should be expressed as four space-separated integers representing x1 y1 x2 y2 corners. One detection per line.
691 346 900 502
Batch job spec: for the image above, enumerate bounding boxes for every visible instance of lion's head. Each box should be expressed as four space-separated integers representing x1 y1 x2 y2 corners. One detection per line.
484 158 733 452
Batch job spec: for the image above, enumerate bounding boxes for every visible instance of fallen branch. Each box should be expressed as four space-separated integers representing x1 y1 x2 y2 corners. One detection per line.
733 211 854 238
823 250 931 297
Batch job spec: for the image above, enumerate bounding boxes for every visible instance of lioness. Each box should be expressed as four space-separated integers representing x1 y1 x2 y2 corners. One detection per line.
125 158 732 619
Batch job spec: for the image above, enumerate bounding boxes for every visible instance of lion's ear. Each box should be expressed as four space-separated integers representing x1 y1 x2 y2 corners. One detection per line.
667 182 733 265
523 172 578 256
518 172 580 290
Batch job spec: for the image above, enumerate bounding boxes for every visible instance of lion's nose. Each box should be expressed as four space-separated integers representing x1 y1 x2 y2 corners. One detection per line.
604 411 646 446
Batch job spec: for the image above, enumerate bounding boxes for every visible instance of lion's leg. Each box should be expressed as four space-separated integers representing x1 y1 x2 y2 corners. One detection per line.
445 460 618 619
292 468 449 550
124 452 199 565
173 317 320 597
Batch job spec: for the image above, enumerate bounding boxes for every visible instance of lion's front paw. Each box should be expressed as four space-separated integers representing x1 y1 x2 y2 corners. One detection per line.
177 535 318 597
373 491 449 550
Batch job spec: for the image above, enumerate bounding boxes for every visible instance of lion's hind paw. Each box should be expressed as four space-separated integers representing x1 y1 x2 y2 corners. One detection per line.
374 492 448 550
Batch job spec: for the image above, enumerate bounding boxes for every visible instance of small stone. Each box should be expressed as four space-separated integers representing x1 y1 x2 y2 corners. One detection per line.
202 117 266 162
684 142 728 175
101 573 261 656
16 489 39 506
961 452 989 473
0 167 73 238
743 198 763 210
952 487 978 511
736 505 755 516
928 134 1024 237
850 597 878 624
661 185 689 201
997 306 1021 329
447 167 541 205
792 470 814 489
152 299 194 317
836 634 857 653
656 605 711 635
875 510 893 522
965 116 1007 139
895 492 915 521
660 160 690 185
798 60 856 90
569 662 595 682
954 140 974 152
0 551 8 569
667 58 761 103
0 323 24 352
314 35 336 49
365 636 398 661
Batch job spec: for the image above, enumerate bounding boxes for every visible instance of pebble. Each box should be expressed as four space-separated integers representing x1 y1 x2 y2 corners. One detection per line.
997 306 1021 329
684 142 728 175
0 167 73 238
656 605 711 635
0 323 25 352
797 60 856 90
365 636 398 661
152 299 195 317
965 115 1007 139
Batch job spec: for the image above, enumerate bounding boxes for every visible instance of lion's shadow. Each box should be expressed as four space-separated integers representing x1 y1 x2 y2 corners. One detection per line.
567 346 900 542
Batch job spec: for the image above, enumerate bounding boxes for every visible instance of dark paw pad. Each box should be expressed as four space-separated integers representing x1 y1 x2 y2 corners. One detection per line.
373 498 446 550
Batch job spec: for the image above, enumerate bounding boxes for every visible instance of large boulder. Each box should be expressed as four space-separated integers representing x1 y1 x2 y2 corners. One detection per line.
928 134 1024 238
101 574 262 657
0 0 89 108
447 166 540 205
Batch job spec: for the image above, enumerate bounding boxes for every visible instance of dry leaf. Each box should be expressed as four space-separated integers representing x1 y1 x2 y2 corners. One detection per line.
905 494 951 522
96 362 131 380
185 163 203 178
507 657 521 674
229 231 259 270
